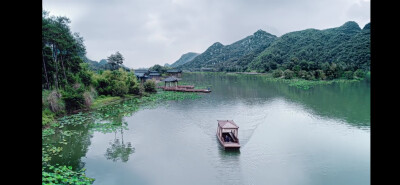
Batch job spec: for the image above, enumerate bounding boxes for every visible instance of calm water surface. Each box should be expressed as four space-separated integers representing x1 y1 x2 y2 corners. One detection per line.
49 73 370 185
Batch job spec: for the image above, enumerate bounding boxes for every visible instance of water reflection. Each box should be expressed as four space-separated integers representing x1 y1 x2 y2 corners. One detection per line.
105 128 135 162
183 73 370 126
94 109 136 162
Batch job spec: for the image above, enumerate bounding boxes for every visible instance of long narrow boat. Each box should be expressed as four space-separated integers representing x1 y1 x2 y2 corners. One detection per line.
216 120 240 149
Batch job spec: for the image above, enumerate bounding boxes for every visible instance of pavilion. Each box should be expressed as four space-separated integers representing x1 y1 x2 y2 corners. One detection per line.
162 76 180 87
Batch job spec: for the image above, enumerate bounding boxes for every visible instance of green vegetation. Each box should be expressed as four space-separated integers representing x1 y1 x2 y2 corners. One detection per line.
42 164 95 185
176 21 370 82
143 80 157 93
148 64 172 76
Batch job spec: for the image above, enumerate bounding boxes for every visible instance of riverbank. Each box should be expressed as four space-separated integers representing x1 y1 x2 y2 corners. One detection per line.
185 71 369 90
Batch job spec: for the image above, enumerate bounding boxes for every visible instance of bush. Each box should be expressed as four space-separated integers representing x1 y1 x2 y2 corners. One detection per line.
343 71 354 79
365 71 371 82
111 80 129 96
42 109 55 126
304 71 315 80
93 68 140 96
314 70 326 80
62 87 85 113
143 80 157 93
354 69 366 78
284 69 294 79
272 69 283 78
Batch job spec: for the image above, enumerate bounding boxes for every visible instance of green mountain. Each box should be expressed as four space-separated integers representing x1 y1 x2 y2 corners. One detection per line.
249 21 370 71
170 52 199 67
179 30 278 71
177 21 370 73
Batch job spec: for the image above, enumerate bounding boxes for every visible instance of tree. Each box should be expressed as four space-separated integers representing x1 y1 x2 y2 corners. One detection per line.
284 69 294 79
344 71 354 79
354 69 366 78
107 51 124 70
272 69 283 78
149 64 169 74
269 62 278 70
143 80 157 93
42 10 86 90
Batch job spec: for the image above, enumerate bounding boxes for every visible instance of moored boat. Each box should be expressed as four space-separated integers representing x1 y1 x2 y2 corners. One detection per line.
216 120 240 149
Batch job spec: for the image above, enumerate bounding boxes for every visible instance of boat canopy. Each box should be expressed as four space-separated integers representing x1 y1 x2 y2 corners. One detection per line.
217 120 239 129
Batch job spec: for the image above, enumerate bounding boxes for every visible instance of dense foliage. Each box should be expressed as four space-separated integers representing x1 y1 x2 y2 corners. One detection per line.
148 64 171 75
249 21 370 74
42 11 86 90
92 68 140 97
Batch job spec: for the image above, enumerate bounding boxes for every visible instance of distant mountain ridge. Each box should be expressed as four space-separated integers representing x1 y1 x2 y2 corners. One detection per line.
179 29 278 71
83 57 131 71
175 21 370 72
170 52 199 67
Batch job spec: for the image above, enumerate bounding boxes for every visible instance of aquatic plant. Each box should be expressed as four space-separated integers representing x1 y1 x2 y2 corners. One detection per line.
42 164 95 185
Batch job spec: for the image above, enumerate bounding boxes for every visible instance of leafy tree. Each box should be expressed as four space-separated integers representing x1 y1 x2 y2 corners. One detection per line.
354 69 366 78
272 69 283 78
107 51 124 70
42 10 86 90
284 69 294 79
344 71 354 79
149 64 170 74
93 68 139 96
299 60 309 70
143 80 157 93
269 62 278 70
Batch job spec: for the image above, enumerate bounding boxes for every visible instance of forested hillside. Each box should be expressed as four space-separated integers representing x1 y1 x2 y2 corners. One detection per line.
177 21 370 79
179 30 278 71
249 21 370 72
170 52 199 67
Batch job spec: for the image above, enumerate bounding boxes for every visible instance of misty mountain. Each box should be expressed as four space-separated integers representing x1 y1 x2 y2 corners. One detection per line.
170 52 200 67
179 30 278 70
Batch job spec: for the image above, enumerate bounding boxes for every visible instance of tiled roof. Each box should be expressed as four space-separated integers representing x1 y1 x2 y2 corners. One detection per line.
135 73 146 77
149 72 160 76
167 69 182 73
162 76 180 82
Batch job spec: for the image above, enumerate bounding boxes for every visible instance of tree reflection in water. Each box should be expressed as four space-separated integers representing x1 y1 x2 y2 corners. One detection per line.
104 124 135 162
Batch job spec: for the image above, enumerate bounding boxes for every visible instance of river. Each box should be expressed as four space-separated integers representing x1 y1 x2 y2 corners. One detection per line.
44 73 370 185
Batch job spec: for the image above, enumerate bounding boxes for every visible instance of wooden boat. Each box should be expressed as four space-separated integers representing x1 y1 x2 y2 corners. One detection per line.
216 120 240 149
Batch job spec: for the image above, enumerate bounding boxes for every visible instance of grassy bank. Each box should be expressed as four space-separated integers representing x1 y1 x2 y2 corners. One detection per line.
185 71 367 90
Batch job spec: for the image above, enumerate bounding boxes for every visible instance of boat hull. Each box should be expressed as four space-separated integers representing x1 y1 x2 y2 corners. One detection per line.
216 132 240 149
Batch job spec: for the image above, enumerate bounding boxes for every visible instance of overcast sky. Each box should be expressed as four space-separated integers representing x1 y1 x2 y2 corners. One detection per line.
43 0 370 69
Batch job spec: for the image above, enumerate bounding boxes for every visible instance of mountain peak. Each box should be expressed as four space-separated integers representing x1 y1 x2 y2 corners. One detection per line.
254 29 266 35
363 22 370 30
254 29 276 37
338 21 361 33
170 52 199 67
211 42 224 48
